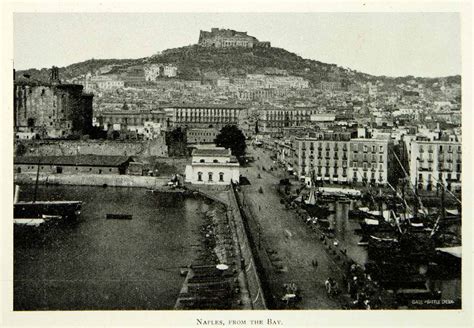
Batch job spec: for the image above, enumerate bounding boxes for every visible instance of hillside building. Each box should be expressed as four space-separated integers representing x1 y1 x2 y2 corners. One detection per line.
144 64 178 81
198 28 270 48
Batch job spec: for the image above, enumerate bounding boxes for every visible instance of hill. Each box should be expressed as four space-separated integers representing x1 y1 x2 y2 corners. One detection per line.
16 45 460 86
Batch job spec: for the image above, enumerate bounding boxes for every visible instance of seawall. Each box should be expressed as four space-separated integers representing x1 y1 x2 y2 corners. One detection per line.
227 185 267 309
15 173 170 189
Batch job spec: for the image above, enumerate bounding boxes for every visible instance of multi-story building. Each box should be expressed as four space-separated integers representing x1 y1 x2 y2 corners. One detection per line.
163 104 245 129
349 138 393 185
258 107 319 137
186 128 219 145
409 139 462 192
85 74 124 91
97 110 167 133
296 133 393 185
144 64 178 81
14 68 94 139
184 146 240 185
297 132 351 183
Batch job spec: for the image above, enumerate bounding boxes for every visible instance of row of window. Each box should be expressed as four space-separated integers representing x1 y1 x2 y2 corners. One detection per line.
197 172 225 182
419 144 461 153
418 172 461 182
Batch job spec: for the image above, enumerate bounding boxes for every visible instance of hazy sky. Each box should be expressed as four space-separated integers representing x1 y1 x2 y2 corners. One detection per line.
14 13 461 77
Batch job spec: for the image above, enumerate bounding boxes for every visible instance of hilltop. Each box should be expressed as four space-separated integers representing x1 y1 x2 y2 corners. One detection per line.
16 44 460 86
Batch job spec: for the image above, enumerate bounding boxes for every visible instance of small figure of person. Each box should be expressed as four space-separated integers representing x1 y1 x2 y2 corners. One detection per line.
325 278 333 295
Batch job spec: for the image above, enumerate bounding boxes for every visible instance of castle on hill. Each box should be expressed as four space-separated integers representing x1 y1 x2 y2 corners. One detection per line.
198 28 270 48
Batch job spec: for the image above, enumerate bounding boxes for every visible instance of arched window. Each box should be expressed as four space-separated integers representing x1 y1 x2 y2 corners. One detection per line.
208 172 213 182
219 172 224 182
197 172 203 181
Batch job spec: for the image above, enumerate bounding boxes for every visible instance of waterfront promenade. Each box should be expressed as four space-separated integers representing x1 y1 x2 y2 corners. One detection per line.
238 145 343 309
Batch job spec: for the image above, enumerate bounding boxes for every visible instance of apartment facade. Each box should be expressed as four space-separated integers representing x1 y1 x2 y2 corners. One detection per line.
409 140 462 192
163 104 245 129
258 107 319 137
296 134 393 185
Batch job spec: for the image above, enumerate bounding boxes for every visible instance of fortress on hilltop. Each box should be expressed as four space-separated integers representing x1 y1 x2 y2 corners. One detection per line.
198 28 271 48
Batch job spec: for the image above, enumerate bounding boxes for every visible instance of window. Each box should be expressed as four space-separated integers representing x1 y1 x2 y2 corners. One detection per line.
200 159 205 163
197 172 203 181
213 159 218 163
219 172 224 182
208 172 213 182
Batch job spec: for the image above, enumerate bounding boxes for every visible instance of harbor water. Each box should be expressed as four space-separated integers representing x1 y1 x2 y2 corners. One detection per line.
14 184 211 310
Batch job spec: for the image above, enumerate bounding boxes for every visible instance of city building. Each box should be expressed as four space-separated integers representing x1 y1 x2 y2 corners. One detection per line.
349 138 394 185
258 107 319 137
14 155 134 175
186 128 219 145
97 109 167 133
14 68 94 139
144 64 178 81
198 28 270 48
184 146 240 185
163 104 245 129
297 132 351 183
85 74 124 91
296 133 394 185
409 139 461 192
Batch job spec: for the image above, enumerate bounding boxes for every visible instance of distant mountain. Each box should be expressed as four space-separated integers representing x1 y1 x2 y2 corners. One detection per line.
16 44 461 86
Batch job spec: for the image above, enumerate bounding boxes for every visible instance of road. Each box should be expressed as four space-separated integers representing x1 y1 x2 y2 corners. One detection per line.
239 145 344 309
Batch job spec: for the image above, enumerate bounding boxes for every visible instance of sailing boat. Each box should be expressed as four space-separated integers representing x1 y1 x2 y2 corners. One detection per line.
14 160 82 226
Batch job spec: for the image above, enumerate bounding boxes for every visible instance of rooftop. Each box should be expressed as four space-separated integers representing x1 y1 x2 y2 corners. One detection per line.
15 155 133 167
192 147 231 157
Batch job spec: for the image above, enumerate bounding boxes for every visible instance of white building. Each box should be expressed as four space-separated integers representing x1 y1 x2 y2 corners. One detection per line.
409 139 461 192
143 122 163 140
144 64 178 81
185 147 240 185
85 74 124 91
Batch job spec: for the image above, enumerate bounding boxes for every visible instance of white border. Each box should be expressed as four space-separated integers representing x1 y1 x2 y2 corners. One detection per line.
1 1 472 327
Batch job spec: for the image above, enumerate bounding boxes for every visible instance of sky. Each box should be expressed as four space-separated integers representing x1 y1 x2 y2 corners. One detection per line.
13 13 461 77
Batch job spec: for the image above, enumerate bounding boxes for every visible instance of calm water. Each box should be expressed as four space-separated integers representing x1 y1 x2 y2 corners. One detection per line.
14 185 211 310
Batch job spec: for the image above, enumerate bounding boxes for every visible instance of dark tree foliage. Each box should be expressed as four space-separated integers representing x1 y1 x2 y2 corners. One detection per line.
215 125 246 158
166 127 188 157
89 126 107 139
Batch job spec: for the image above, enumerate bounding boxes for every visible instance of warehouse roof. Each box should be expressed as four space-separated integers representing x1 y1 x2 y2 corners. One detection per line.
14 155 133 167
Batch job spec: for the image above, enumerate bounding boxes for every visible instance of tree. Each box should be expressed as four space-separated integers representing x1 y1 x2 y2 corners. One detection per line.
166 127 188 157
215 125 246 158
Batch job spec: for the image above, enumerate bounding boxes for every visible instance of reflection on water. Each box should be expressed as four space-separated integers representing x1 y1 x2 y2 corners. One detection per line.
328 201 368 265
14 185 209 310
327 200 460 304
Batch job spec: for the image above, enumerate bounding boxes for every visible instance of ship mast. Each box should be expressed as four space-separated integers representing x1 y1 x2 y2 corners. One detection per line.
33 159 41 203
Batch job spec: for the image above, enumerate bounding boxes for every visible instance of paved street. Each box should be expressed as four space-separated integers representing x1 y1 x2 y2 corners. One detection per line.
239 145 344 309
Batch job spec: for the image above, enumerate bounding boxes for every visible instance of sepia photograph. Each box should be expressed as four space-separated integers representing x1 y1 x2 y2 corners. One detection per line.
2 1 472 327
